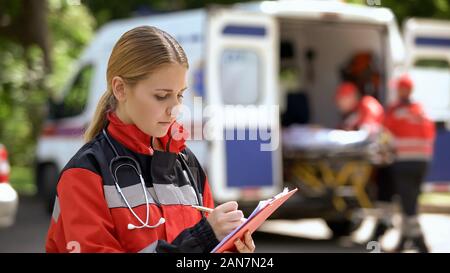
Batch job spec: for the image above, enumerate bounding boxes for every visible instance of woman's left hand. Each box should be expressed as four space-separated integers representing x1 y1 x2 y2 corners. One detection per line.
233 231 255 253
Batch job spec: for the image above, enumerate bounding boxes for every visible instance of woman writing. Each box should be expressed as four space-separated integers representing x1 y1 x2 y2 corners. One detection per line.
45 26 255 253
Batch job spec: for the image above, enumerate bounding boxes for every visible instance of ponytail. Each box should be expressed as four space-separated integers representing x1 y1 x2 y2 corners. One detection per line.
84 91 116 142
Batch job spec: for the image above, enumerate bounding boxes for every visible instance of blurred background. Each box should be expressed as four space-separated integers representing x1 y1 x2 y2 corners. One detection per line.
1 0 450 253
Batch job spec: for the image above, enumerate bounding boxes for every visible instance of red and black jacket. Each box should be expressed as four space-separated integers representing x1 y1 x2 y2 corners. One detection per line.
45 112 218 253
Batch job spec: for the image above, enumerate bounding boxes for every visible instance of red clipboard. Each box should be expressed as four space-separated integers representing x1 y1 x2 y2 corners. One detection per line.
211 188 298 253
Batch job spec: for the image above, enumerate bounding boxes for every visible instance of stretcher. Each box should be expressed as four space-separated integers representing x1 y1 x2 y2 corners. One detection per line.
282 125 389 211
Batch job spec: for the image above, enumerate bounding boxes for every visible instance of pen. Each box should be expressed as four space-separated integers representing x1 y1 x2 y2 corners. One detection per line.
191 205 214 213
192 205 248 222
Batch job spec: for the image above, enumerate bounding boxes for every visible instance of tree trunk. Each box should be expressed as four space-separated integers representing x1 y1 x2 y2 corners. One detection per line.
0 0 52 72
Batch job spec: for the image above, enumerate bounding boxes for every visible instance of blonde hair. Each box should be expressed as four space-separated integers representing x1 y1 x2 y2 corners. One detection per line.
84 26 189 142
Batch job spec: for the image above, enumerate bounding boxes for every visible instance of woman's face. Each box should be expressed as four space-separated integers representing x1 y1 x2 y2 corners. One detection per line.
114 63 188 137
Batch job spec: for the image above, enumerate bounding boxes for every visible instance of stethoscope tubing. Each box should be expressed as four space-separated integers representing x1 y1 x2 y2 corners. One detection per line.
102 128 205 229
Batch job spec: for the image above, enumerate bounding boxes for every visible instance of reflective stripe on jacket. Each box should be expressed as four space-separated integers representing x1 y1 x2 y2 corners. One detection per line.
384 101 435 161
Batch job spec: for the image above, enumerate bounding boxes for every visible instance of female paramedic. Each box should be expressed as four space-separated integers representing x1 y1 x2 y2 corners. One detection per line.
45 26 255 253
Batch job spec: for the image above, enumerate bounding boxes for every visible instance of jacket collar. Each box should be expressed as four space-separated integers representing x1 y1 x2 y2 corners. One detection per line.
106 111 187 155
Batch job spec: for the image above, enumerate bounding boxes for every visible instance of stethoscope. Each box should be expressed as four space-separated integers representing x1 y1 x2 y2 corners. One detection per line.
102 129 204 231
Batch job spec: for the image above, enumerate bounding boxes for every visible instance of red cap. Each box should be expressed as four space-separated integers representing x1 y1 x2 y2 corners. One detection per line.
396 74 413 91
335 82 358 100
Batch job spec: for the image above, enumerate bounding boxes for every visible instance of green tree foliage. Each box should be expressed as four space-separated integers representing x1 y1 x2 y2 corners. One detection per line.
0 0 95 166
349 0 450 23
82 0 251 27
383 0 450 24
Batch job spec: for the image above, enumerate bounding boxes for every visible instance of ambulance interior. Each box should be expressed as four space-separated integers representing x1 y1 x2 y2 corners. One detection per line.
277 18 388 129
276 18 390 216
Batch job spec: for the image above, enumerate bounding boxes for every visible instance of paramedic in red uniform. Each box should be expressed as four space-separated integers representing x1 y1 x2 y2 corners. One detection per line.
335 82 394 243
335 82 384 133
384 74 435 253
45 26 255 253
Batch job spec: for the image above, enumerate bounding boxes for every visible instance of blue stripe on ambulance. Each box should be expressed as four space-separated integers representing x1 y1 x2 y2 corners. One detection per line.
224 128 273 187
415 37 450 48
222 25 266 37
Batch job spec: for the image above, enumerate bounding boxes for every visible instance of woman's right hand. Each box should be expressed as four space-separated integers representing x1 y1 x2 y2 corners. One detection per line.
207 201 244 241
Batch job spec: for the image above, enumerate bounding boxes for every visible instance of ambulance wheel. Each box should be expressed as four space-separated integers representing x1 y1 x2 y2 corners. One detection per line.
37 164 58 214
326 219 361 238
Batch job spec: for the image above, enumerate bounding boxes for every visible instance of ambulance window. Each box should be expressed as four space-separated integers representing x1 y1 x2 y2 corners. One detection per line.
57 65 93 118
220 49 260 104
411 58 450 118
414 59 450 69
